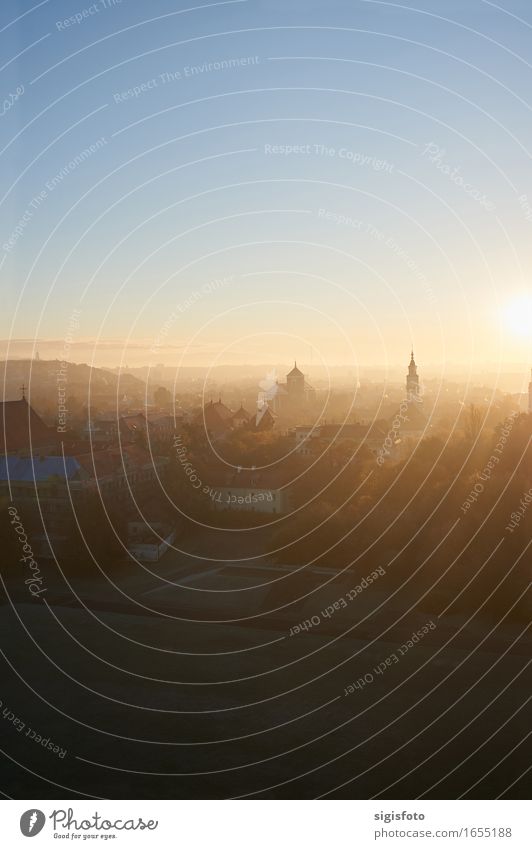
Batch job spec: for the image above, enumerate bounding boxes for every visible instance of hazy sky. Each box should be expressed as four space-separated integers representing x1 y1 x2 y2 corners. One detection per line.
1 0 532 372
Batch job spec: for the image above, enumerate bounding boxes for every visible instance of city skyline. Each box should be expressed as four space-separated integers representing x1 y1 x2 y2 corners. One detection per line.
1 0 531 810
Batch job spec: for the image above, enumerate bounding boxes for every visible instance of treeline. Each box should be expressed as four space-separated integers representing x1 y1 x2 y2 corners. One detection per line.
270 414 532 621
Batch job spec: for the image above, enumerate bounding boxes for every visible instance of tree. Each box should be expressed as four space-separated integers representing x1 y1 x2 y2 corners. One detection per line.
465 403 484 443
154 386 172 408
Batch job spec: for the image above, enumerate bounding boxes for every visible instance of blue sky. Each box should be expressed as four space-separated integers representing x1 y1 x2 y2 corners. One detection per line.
1 0 532 369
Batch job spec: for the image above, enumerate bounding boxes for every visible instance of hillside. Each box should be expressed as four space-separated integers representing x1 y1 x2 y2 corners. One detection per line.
0 359 147 410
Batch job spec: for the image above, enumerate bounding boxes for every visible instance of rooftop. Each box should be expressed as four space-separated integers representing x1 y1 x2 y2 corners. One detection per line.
0 398 56 454
0 455 82 482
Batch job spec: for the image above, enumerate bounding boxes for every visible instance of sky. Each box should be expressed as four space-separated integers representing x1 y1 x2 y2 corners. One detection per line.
1 0 532 375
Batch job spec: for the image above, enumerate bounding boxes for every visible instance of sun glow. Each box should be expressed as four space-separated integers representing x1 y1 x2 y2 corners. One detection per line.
502 293 532 338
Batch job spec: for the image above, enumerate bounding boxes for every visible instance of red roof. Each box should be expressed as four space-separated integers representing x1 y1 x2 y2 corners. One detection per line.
253 405 276 430
0 399 56 454
74 444 162 479
210 400 234 420
196 400 234 434
231 405 252 421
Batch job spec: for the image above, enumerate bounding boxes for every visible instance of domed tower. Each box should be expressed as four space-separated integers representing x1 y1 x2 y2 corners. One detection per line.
406 349 421 403
287 361 305 400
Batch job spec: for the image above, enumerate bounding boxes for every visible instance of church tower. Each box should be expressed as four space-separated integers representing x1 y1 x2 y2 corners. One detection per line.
406 349 421 403
287 361 305 400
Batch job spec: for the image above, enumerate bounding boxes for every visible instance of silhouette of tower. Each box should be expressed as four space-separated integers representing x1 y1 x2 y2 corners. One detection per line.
406 349 421 403
287 361 305 400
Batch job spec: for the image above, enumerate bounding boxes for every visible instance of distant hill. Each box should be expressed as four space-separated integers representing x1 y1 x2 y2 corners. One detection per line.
0 359 146 404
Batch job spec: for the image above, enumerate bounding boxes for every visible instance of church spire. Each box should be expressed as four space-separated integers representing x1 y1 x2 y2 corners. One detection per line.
406 349 420 403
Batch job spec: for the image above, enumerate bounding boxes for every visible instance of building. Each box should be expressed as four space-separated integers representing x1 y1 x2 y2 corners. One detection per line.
231 405 252 429
398 403 428 439
0 403 170 557
406 349 421 403
196 398 276 438
1 394 58 455
385 349 428 448
357 350 429 462
266 363 316 415
144 413 177 444
0 445 168 505
251 403 276 431
84 411 179 446
294 421 387 459
529 369 532 413
206 464 294 514
196 398 235 438
126 520 177 562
